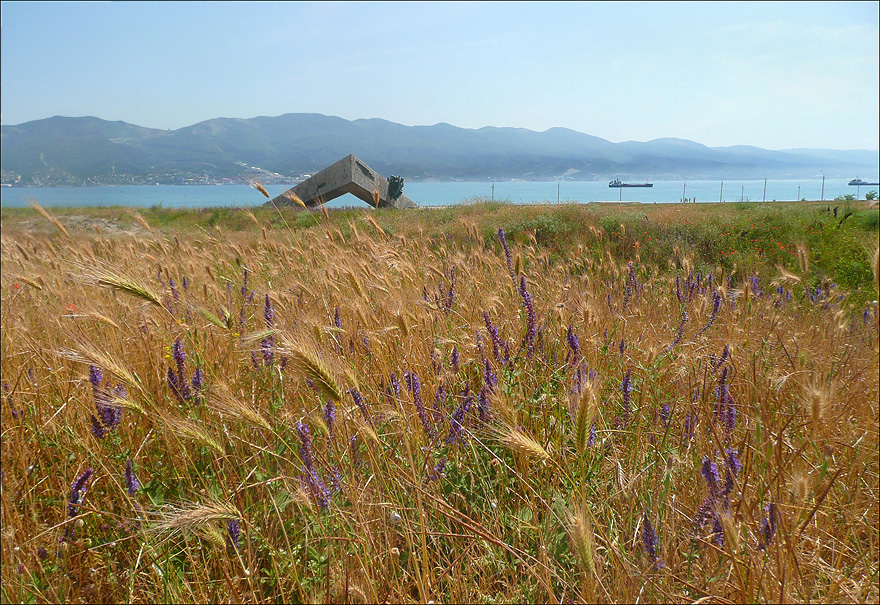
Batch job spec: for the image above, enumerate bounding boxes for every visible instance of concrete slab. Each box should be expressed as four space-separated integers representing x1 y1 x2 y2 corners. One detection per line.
266 154 417 209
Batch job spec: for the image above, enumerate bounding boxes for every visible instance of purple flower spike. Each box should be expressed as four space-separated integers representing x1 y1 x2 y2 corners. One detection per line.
264 294 274 329
451 346 460 373
333 306 341 329
641 512 664 569
483 358 498 392
68 468 94 518
191 368 204 405
324 400 336 441
758 502 777 550
519 275 536 360
477 386 492 423
426 456 447 483
432 384 446 424
407 371 435 439
124 459 141 495
566 325 580 366
89 366 103 395
295 421 315 471
483 311 505 364
390 373 402 403
497 228 515 280
701 456 721 498
667 309 688 351
621 369 633 422
349 388 371 425
227 518 241 550
445 392 473 445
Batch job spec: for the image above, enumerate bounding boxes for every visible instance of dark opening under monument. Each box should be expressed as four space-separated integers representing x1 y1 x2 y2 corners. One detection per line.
266 154 417 209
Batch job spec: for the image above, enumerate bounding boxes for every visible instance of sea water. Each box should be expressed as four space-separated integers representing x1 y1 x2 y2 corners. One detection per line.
0 179 872 209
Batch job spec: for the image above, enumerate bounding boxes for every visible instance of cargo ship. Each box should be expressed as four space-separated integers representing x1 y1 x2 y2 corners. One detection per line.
848 178 879 186
609 178 653 188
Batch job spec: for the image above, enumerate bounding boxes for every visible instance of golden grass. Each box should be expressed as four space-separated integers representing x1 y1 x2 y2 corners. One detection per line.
1 203 877 604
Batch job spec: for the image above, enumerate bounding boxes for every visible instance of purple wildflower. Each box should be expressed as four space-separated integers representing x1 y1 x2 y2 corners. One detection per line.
477 386 492 423
124 459 141 495
295 421 315 471
89 366 103 396
330 466 343 493
566 325 581 366
426 456 447 483
191 368 204 405
659 403 671 427
697 292 722 337
90 415 107 439
701 456 721 498
172 339 191 400
432 384 446 424
169 278 179 302
758 502 777 550
167 367 184 403
621 369 633 422
451 346 460 373
227 518 241 550
641 512 664 568
667 309 688 351
407 371 435 439
333 306 341 329
619 338 626 355
349 388 371 425
483 311 505 364
264 294 274 329
324 400 336 441
711 516 725 547
497 228 515 280
261 337 274 366
483 358 497 392
301 466 331 510
240 267 249 297
445 390 473 445
519 275 536 360
182 276 189 291
390 373 402 403
68 468 94 519
722 447 741 496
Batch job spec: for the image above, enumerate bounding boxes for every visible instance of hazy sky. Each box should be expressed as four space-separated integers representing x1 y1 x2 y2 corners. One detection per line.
1 1 878 150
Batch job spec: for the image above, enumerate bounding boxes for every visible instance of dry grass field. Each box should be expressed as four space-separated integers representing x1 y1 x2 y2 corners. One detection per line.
1 200 878 603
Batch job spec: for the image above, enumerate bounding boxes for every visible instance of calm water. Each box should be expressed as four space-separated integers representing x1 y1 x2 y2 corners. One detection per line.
0 179 874 209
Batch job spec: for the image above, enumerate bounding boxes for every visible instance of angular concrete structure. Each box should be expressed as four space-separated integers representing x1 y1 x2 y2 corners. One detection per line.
267 154 417 209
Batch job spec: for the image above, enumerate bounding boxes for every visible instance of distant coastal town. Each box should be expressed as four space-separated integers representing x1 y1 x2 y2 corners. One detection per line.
0 168 305 187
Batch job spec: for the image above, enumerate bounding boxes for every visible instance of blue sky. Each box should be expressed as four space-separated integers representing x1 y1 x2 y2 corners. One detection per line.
1 1 877 150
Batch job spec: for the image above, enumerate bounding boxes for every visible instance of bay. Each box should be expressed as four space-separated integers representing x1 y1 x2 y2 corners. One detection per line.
0 179 874 209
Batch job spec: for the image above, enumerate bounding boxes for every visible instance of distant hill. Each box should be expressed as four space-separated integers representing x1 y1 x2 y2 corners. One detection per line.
1 113 877 185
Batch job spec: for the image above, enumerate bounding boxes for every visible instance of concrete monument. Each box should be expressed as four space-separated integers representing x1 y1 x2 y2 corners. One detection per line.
267 154 417 209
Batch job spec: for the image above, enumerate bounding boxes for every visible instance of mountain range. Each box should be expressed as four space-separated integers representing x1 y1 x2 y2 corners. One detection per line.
1 113 877 185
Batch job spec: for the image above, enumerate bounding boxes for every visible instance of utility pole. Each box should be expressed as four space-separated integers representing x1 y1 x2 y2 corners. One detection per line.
741 185 744 202
720 180 723 203
797 185 800 201
683 182 687 203
491 182 494 201
762 176 767 203
557 181 560 204
821 171 825 202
